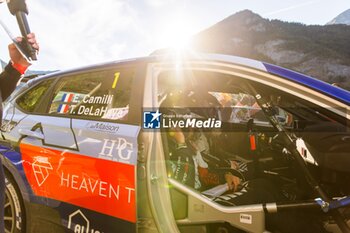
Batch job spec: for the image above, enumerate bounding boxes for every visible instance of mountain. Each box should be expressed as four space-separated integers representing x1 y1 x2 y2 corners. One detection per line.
191 10 350 90
327 9 350 25
1 58 53 79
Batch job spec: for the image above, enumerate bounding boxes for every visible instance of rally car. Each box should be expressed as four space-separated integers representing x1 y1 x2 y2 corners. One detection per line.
0 53 349 233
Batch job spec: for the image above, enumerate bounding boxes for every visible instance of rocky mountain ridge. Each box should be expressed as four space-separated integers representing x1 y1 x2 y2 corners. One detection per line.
192 10 350 90
0 58 52 78
327 9 350 25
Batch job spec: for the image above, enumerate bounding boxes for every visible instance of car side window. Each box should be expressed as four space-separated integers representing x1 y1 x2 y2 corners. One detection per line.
208 91 264 123
48 68 134 121
16 79 54 113
208 91 293 126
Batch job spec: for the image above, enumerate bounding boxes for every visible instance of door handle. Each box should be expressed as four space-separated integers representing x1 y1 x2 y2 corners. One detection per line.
18 129 44 140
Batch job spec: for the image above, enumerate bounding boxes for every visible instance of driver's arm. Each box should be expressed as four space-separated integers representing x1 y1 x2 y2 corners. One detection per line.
225 172 241 192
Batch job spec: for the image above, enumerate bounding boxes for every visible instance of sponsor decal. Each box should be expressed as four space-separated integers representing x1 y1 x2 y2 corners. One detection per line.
239 214 252 224
98 139 133 162
68 209 101 233
32 156 53 186
21 143 136 223
60 172 134 203
102 106 129 120
86 122 120 133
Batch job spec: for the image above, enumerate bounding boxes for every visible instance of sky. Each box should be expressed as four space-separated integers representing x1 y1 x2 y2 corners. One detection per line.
0 0 349 71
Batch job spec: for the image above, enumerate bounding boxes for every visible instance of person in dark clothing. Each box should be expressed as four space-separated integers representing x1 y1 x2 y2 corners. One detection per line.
169 129 282 202
164 90 265 200
0 33 38 233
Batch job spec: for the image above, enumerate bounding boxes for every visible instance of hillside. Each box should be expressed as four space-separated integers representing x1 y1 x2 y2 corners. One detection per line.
191 10 350 90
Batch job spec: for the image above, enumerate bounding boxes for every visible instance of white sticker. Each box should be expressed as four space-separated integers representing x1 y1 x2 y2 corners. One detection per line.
296 138 318 165
102 106 129 120
240 214 252 224
68 209 102 233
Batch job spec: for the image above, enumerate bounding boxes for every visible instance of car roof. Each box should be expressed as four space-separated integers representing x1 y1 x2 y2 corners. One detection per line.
262 62 350 106
30 53 350 105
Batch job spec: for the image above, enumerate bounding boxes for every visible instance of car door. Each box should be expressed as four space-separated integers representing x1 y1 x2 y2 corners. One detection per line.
146 57 350 233
9 66 141 233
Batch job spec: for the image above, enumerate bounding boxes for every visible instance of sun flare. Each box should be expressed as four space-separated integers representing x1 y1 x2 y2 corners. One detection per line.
157 17 195 51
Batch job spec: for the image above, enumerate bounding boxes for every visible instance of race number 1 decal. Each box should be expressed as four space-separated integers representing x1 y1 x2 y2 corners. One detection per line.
112 72 120 89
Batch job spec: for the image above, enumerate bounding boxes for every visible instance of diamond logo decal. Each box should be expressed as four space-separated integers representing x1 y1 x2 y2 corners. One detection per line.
32 157 53 186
